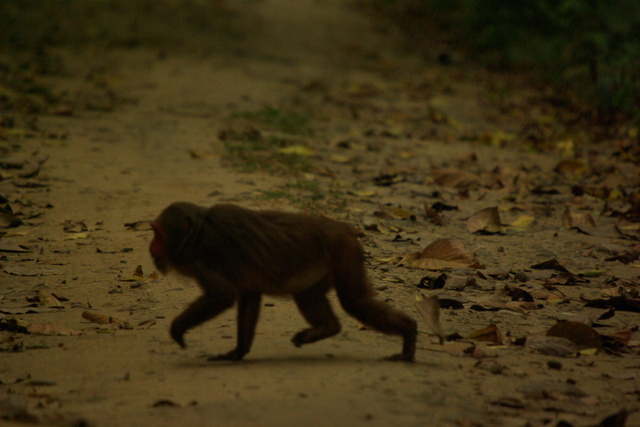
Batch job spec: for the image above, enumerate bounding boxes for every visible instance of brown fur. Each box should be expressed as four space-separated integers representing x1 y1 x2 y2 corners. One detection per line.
150 202 417 361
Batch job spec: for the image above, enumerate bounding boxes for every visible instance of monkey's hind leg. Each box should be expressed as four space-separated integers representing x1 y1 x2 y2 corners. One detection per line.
208 293 261 362
291 286 341 348
340 296 417 361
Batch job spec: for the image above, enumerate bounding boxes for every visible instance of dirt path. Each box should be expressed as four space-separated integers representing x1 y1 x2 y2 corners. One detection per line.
1 1 640 426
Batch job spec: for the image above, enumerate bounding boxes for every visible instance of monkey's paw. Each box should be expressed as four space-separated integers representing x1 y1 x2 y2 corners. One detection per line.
383 353 414 362
169 323 186 348
207 349 245 362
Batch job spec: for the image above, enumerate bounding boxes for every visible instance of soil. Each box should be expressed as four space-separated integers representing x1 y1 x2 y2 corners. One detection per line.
1 1 640 426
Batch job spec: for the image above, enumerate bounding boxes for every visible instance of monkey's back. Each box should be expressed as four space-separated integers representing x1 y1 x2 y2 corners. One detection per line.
197 204 363 294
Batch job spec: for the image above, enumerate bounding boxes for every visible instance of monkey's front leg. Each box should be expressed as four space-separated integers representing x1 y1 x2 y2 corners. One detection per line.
208 292 261 361
171 291 235 348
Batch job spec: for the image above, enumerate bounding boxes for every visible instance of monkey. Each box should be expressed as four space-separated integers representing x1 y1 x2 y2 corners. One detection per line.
149 202 417 362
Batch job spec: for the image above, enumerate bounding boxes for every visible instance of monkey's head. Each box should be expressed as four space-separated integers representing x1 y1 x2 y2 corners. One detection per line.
150 202 204 274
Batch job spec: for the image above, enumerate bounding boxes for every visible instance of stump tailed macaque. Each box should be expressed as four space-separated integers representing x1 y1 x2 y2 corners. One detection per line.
149 202 417 361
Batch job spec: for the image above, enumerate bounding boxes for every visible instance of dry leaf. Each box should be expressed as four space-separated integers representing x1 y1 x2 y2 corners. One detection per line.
468 324 503 344
432 168 479 189
506 215 534 231
63 220 88 233
24 322 82 336
82 310 127 326
137 319 157 329
395 239 474 270
330 154 352 164
0 243 30 253
554 159 588 175
63 232 89 240
415 294 444 344
547 320 601 353
530 259 570 272
124 221 153 231
121 265 159 282
0 206 22 228
188 149 217 159
526 335 578 357
37 289 63 308
389 206 410 219
467 207 501 234
562 208 596 229
132 265 144 279
584 295 640 313
279 145 313 156
616 218 640 240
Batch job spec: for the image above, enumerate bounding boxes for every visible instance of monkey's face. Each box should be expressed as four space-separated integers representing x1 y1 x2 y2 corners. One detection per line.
150 221 170 274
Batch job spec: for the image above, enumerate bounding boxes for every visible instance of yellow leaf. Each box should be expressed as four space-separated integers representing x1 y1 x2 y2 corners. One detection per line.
64 232 89 240
348 190 376 198
579 348 598 356
556 139 574 157
390 206 410 219
330 154 351 163
507 215 535 231
582 270 606 278
279 145 314 156
399 151 415 159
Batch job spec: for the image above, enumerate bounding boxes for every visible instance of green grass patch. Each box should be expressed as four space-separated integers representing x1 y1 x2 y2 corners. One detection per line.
232 106 313 135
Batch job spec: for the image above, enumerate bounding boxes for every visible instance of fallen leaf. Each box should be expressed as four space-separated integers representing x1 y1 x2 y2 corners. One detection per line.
63 220 88 233
547 320 601 353
467 207 501 234
0 206 22 228
82 311 128 328
36 289 63 308
188 149 217 159
394 238 475 270
0 242 30 253
468 324 503 344
152 399 180 408
137 319 157 329
417 274 447 290
415 294 444 344
584 295 640 313
432 168 479 189
279 145 314 156
4 266 58 276
518 380 588 399
25 322 82 336
439 298 464 309
63 232 89 240
124 221 152 231
555 158 588 175
562 208 596 233
525 335 578 357
389 206 410 219
121 265 159 282
492 397 526 409
595 409 628 427
530 259 570 273
505 215 534 231
616 218 640 240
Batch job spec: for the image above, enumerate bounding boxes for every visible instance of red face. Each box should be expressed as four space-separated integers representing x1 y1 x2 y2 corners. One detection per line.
149 222 165 258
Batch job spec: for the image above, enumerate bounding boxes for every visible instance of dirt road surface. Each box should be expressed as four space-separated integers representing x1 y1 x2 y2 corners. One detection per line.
1 1 639 426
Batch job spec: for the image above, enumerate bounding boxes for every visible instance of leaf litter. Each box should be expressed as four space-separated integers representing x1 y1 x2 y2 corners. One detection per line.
1 2 640 426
